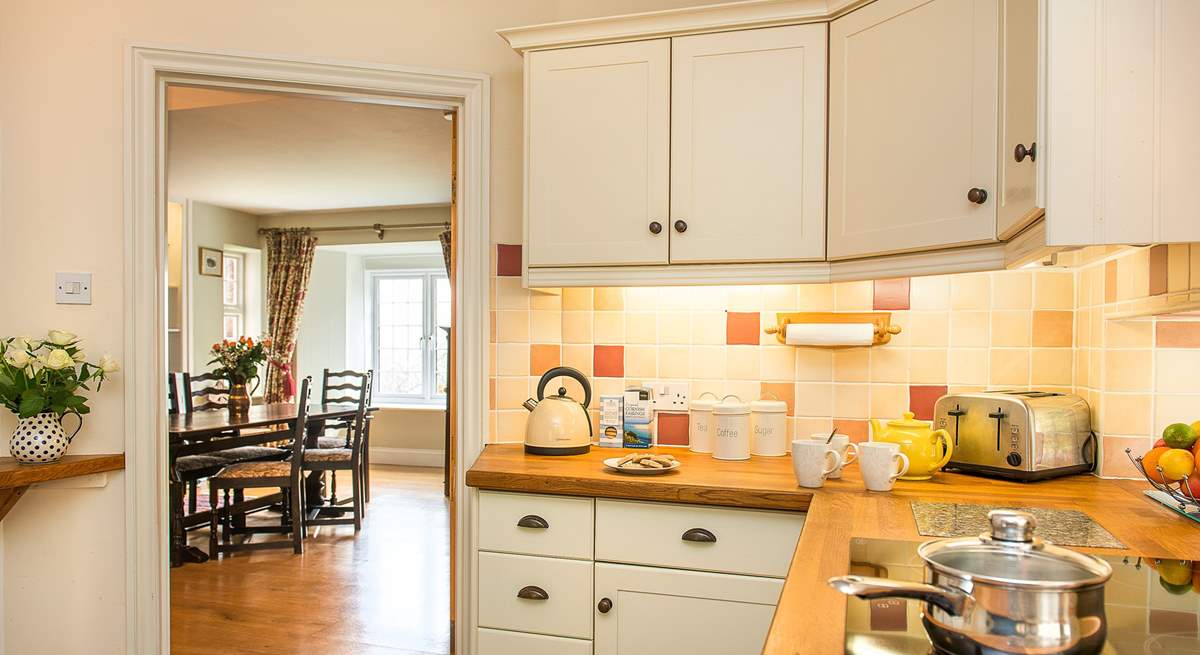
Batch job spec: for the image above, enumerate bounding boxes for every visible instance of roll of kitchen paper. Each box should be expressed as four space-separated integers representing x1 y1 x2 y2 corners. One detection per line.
784 322 875 347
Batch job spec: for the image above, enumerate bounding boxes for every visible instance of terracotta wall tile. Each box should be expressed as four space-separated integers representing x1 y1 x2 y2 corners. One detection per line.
726 311 760 345
1031 310 1073 347
1100 435 1152 478
529 344 560 374
593 345 624 378
1104 260 1117 304
657 412 690 446
873 278 911 310
761 381 796 415
834 419 870 444
496 244 522 277
1149 244 1169 296
1156 321 1200 348
908 385 948 421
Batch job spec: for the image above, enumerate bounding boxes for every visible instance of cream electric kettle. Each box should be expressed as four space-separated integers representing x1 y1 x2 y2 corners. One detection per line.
522 366 593 455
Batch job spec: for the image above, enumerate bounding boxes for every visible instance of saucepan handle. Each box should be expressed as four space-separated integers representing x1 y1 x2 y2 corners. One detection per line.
828 575 967 616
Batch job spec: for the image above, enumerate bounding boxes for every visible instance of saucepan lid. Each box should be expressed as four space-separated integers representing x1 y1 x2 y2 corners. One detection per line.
917 510 1112 590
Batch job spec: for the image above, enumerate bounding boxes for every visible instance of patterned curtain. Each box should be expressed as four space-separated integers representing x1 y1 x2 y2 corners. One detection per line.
263 228 318 403
438 229 452 274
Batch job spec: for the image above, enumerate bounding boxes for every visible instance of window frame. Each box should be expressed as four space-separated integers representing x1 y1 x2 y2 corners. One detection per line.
369 269 449 406
222 251 245 340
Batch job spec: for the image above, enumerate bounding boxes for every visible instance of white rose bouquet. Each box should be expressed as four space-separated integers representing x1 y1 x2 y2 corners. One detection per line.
0 331 119 418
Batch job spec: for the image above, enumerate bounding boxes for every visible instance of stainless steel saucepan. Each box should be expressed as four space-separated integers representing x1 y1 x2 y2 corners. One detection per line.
829 510 1112 655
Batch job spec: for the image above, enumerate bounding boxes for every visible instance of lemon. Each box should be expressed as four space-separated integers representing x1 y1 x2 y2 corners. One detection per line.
1159 559 1195 587
1163 423 1198 449
1158 448 1196 481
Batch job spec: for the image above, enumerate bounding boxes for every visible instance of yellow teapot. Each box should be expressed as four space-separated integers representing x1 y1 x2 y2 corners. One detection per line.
869 412 953 481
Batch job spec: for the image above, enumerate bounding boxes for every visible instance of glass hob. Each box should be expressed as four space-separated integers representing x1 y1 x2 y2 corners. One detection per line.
844 538 1200 654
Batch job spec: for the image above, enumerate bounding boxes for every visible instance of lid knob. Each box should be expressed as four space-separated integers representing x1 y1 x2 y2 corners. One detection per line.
557 386 567 397
988 510 1036 543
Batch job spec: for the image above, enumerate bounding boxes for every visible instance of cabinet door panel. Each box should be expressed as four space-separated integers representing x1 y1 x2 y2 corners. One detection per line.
594 563 782 655
996 0 1040 239
670 24 827 264
526 40 670 267
828 0 998 259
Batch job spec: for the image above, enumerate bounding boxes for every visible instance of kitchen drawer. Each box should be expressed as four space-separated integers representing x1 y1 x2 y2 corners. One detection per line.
477 628 592 655
479 490 594 560
477 552 594 639
595 499 804 578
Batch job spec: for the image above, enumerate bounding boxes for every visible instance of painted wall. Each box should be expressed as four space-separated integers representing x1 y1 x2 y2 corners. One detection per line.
187 201 261 371
259 206 451 246
297 249 351 385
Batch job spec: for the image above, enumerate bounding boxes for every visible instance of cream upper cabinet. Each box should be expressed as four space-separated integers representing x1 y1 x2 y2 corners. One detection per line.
525 39 670 267
669 24 826 264
1045 0 1200 245
827 0 999 260
996 0 1040 239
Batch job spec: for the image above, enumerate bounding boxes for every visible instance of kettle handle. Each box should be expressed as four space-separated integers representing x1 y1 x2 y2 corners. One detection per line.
931 428 954 469
535 366 592 410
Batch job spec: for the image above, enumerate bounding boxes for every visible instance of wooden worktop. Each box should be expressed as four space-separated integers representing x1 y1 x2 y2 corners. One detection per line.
467 444 1200 654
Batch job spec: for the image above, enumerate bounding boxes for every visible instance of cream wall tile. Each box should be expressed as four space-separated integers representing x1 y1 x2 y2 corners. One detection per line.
989 349 1030 387
657 286 692 311
833 348 869 382
910 275 950 310
530 310 561 342
593 377 625 397
530 290 561 310
691 311 726 345
908 312 949 347
691 346 727 380
834 281 873 311
496 411 527 441
1192 244 1200 291
1155 394 1200 435
870 347 909 383
1104 320 1153 348
562 344 592 375
908 349 948 384
950 273 990 310
949 311 990 347
796 283 834 311
794 417 834 438
1156 349 1200 393
884 311 910 347
794 382 834 417
496 310 530 343
759 312 782 345
870 384 909 418
760 346 796 381
657 312 691 345
726 346 761 380
1089 349 1104 388
624 287 659 310
1030 348 1073 387
496 344 529 376
949 349 989 385
658 346 691 379
728 286 765 311
726 380 761 403
1102 393 1151 436
562 287 593 310
495 278 529 309
1116 248 1150 301
593 287 624 311
1105 350 1153 392
762 285 798 310
795 348 834 381
991 271 1033 309
1074 348 1090 388
593 312 625 344
690 380 724 401
990 310 1032 347
1086 265 1104 307
1076 310 1092 348
496 377 530 411
624 345 657 379
1076 269 1091 309
686 286 728 311
624 311 658 344
833 384 870 418
1089 308 1103 346
1033 271 1074 310
562 311 592 344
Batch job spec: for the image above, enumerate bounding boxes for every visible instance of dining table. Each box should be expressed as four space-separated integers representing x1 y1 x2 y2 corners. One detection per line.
168 402 375 565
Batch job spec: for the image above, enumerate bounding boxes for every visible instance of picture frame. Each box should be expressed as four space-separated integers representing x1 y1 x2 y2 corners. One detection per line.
199 247 223 277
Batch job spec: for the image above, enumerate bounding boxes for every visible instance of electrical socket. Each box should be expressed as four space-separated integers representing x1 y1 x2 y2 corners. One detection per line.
650 381 690 412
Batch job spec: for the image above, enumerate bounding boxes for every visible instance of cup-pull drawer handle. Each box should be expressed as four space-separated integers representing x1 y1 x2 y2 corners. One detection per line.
681 527 717 543
517 585 549 601
516 514 549 529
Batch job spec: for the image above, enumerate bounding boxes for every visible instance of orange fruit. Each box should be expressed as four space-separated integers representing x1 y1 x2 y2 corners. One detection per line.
1144 447 1173 483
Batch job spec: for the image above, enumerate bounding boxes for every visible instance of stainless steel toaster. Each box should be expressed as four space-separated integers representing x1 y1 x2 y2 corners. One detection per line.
933 390 1096 481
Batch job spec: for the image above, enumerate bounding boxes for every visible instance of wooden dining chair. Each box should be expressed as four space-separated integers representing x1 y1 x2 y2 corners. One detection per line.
208 377 312 557
302 375 369 532
316 368 370 448
182 371 230 412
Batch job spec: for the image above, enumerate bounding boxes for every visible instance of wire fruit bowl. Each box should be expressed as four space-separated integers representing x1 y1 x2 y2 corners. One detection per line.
1125 448 1200 523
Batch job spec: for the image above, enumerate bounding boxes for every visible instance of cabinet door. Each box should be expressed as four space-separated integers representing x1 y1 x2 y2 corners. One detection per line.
828 0 998 260
593 563 782 655
996 0 1040 239
669 25 827 264
526 40 670 267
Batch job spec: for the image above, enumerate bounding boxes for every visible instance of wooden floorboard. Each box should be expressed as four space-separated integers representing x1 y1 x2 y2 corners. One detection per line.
171 465 449 655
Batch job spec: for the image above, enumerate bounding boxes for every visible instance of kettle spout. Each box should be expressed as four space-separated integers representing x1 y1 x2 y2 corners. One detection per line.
522 398 539 412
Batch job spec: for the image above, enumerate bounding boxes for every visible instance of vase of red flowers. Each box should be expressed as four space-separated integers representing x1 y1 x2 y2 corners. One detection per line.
208 336 273 417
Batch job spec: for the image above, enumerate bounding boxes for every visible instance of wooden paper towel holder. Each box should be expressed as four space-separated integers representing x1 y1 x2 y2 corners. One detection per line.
763 312 902 348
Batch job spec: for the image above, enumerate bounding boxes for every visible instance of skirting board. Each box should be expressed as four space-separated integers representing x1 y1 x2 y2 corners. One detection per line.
370 447 446 468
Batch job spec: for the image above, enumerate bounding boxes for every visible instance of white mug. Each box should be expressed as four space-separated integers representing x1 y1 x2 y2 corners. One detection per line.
808 433 859 479
791 439 843 489
859 442 910 492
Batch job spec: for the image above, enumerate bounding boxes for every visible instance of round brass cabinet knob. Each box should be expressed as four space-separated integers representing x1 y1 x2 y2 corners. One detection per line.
649 221 663 235
967 188 988 205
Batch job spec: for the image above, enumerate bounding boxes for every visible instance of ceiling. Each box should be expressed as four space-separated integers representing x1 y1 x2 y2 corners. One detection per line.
166 87 452 215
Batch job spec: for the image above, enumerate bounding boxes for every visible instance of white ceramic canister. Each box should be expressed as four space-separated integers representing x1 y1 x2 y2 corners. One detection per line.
688 392 720 453
712 395 751 461
750 396 788 456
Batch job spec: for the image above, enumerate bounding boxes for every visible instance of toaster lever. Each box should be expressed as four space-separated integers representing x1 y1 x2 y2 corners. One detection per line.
988 408 1008 451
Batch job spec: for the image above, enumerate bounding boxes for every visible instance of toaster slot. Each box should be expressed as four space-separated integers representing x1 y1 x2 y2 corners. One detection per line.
946 405 966 446
987 407 1008 452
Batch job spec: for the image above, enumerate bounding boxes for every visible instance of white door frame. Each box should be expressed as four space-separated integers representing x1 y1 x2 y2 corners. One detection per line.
124 45 490 654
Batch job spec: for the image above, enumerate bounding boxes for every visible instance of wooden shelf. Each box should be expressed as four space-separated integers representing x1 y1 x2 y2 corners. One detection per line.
0 454 125 521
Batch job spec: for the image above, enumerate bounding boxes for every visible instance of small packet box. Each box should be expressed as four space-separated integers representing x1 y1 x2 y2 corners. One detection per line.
598 394 623 448
622 387 653 449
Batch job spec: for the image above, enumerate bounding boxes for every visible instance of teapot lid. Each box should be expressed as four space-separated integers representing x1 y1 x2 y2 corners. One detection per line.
886 411 931 429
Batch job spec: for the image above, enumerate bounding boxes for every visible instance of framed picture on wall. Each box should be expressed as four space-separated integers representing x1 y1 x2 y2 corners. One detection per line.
199 247 223 277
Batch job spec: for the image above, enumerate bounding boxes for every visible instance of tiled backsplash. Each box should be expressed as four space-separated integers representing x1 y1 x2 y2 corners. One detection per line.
489 244 1200 478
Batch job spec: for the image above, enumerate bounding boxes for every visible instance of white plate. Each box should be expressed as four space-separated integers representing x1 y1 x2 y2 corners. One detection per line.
603 456 681 475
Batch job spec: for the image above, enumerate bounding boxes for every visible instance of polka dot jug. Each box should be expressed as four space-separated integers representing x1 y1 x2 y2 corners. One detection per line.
9 412 80 464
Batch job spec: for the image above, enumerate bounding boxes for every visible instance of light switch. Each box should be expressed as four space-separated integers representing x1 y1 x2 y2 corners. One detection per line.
55 272 92 305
